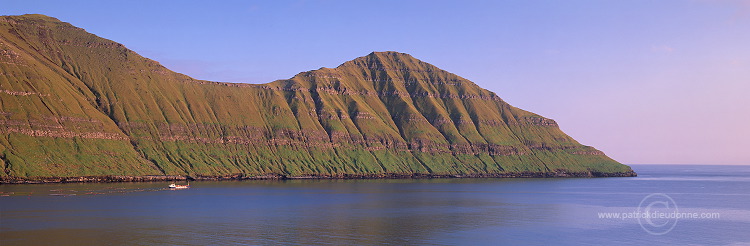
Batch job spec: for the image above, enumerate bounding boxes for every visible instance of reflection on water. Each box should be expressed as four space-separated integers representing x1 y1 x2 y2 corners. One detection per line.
0 185 172 197
1 165 749 245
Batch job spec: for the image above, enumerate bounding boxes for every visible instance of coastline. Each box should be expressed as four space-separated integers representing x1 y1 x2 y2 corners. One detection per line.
0 171 637 184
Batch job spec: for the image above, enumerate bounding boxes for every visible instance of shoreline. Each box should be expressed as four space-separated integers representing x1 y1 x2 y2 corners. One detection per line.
0 171 637 184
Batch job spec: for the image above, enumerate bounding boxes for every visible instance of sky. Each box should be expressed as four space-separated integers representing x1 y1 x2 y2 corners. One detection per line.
3 0 749 165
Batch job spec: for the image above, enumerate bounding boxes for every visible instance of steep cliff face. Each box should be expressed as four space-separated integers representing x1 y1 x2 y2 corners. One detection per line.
0 14 634 180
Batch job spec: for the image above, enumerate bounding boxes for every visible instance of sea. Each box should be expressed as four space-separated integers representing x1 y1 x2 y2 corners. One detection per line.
1 165 749 245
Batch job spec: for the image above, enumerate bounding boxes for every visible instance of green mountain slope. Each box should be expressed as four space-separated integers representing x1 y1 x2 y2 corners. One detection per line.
0 14 634 180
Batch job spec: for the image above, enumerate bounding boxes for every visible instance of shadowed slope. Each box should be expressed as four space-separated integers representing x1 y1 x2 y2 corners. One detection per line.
0 14 634 180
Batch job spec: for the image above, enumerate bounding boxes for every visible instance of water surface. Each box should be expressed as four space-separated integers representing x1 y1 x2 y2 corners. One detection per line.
1 165 749 245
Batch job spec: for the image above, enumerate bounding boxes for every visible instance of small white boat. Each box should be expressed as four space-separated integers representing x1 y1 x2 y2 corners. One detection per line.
168 183 190 189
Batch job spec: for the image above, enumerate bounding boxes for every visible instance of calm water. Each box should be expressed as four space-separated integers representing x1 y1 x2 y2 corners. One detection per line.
1 165 749 245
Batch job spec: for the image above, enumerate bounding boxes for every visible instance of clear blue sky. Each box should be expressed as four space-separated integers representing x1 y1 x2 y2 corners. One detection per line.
4 0 749 165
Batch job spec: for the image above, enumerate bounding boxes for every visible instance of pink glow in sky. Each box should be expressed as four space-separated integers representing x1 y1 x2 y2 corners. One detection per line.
4 0 749 164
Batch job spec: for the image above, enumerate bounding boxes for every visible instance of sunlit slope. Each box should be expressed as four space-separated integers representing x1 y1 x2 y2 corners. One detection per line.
0 14 633 179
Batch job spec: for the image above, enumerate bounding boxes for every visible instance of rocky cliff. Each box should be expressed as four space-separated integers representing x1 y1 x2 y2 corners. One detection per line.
0 14 635 181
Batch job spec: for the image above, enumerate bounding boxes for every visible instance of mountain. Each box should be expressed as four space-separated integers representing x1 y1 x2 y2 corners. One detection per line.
0 14 634 182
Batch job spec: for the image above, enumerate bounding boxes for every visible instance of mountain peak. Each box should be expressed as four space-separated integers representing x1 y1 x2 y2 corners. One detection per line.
1 14 62 23
368 51 415 58
338 51 439 73
362 51 421 64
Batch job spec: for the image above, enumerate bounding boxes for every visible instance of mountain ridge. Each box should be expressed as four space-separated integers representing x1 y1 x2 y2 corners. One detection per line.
0 14 635 182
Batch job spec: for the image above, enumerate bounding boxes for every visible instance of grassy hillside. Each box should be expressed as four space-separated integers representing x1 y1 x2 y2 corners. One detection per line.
0 14 634 180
